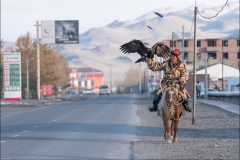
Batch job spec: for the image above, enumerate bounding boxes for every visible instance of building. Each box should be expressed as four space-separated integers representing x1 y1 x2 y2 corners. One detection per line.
195 63 239 91
69 67 104 91
164 38 240 69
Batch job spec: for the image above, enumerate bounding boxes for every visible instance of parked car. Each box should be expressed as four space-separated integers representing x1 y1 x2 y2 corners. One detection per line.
99 85 110 96
200 88 218 98
79 88 86 95
82 88 95 95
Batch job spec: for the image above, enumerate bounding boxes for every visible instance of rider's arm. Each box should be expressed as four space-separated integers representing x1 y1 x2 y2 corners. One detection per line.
145 58 166 71
179 64 189 84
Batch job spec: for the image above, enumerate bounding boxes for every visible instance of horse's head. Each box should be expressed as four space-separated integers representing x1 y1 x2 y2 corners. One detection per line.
165 85 179 106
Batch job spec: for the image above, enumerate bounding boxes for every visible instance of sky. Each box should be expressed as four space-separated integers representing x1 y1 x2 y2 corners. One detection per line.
1 0 235 42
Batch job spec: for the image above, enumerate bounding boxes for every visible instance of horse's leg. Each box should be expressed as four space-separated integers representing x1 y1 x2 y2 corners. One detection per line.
173 120 179 142
170 120 175 140
173 119 179 143
162 117 167 141
166 118 172 144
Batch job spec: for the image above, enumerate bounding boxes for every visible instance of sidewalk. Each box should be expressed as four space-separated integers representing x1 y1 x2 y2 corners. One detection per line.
197 99 239 115
0 94 83 105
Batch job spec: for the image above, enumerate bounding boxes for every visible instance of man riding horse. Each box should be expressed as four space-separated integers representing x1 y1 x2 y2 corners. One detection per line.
145 49 192 113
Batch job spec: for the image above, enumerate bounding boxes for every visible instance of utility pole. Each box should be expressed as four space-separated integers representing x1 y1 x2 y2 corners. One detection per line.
139 64 142 93
204 55 208 100
182 25 185 63
192 6 197 125
110 64 112 94
92 66 94 89
34 21 41 101
172 32 174 50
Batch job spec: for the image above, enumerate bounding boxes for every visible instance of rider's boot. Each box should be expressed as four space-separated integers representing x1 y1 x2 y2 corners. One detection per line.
182 99 192 112
148 94 161 112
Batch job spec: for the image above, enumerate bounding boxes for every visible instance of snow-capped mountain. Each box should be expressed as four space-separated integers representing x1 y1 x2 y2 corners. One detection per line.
4 1 239 81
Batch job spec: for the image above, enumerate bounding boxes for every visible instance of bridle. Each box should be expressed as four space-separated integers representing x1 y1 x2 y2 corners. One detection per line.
165 86 182 108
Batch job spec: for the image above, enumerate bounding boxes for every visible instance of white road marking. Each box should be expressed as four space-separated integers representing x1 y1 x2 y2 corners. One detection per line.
1 141 6 143
13 135 19 137
34 126 38 127
53 120 57 121
23 130 28 132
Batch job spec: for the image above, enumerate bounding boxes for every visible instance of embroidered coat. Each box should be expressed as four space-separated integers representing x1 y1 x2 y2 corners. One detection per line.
147 58 190 99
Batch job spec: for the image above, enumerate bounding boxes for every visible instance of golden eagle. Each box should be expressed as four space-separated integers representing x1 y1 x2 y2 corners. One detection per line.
120 39 171 63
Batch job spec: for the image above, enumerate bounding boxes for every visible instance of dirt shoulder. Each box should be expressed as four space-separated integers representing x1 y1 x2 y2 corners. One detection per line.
134 94 239 159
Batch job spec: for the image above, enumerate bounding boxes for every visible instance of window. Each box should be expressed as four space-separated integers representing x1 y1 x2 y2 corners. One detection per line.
222 40 228 46
197 40 201 47
197 53 201 60
237 40 240 46
223 52 228 59
184 52 188 60
184 40 188 47
238 52 240 59
170 41 176 47
208 40 216 47
208 52 217 59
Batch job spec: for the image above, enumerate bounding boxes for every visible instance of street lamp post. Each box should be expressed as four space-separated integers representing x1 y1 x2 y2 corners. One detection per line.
155 12 175 50
139 63 142 93
222 40 228 91
27 57 34 100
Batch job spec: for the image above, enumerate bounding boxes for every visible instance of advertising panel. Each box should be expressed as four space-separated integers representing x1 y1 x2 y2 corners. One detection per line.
41 84 54 96
41 20 55 43
3 52 22 101
41 20 79 44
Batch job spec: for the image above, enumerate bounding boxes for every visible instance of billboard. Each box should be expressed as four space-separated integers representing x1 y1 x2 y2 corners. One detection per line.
41 84 54 96
41 20 79 44
3 52 22 101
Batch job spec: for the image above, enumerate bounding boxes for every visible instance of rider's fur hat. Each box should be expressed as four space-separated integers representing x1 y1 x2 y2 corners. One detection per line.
171 49 180 56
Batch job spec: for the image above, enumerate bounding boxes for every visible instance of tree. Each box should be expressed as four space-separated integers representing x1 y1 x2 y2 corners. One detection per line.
14 32 70 99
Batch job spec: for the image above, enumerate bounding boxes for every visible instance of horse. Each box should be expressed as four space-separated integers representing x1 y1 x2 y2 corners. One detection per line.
157 81 184 143
60 26 76 40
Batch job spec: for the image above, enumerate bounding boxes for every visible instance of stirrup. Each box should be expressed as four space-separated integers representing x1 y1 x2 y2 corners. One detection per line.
148 105 157 112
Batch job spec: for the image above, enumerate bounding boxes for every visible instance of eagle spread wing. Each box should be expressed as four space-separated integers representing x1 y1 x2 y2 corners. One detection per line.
152 42 171 59
120 39 153 63
120 40 171 63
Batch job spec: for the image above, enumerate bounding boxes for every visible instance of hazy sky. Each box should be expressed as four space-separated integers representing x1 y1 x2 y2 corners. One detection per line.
1 0 235 42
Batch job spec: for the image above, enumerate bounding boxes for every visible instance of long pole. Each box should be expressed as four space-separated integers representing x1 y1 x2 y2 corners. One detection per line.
182 25 185 63
139 64 142 93
172 32 174 50
222 40 224 91
192 6 197 125
110 64 112 94
27 59 29 100
204 55 208 99
36 21 40 101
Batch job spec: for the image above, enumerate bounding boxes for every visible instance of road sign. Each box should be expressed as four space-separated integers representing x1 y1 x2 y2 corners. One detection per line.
3 52 21 101
41 84 54 96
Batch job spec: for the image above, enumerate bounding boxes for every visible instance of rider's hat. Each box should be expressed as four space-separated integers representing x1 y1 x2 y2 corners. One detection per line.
171 49 180 56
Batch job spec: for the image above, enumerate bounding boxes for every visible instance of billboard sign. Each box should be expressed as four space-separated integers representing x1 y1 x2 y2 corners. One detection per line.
41 84 54 96
41 20 79 44
3 52 22 101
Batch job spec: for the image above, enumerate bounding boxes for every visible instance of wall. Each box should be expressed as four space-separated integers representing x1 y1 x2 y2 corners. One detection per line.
185 74 209 98
208 91 240 105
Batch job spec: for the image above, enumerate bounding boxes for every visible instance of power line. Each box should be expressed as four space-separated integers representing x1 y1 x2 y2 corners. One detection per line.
197 0 229 20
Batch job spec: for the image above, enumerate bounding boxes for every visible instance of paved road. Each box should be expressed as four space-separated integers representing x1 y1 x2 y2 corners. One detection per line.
1 94 239 159
1 94 139 159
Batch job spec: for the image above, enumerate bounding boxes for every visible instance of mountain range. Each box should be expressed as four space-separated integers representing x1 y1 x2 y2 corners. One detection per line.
4 1 240 82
